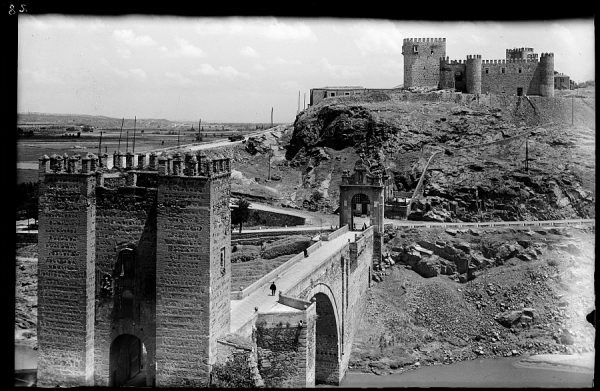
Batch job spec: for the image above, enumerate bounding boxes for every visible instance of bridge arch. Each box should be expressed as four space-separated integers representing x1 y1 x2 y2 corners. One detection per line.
308 283 342 385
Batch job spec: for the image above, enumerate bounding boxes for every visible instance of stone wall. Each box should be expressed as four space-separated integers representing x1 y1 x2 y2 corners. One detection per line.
37 173 96 387
155 175 215 387
255 306 316 388
481 60 544 96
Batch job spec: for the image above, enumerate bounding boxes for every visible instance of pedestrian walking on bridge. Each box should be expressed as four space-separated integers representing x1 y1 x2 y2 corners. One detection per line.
270 282 277 296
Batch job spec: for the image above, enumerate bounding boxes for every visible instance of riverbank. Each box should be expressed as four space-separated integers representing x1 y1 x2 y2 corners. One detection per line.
338 354 594 388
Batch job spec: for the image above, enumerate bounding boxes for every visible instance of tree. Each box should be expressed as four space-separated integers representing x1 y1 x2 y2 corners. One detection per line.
231 198 251 233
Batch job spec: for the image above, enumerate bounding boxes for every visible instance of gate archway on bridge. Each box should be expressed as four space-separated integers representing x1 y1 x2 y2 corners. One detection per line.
109 334 147 387
350 193 371 231
313 292 340 385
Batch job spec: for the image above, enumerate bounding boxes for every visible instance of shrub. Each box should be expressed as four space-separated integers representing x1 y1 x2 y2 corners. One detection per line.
261 235 313 260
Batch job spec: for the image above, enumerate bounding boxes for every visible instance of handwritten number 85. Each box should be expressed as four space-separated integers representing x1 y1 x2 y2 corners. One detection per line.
9 4 27 15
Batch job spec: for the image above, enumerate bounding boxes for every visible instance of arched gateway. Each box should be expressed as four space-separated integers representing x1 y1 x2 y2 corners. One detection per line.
110 334 146 386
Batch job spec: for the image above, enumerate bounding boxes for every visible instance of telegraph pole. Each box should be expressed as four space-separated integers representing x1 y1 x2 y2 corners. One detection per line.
132 116 136 153
268 148 273 180
97 130 103 160
525 136 529 174
304 93 306 110
117 117 124 152
271 107 273 128
125 118 130 153
198 118 201 142
297 91 300 114
571 96 574 125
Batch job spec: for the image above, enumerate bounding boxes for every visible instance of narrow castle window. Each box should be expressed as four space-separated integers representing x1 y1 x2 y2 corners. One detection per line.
329 92 336 97
430 49 434 54
485 69 489 74
501 68 506 74
220 247 226 275
518 68 522 73
345 92 350 95
412 45 418 54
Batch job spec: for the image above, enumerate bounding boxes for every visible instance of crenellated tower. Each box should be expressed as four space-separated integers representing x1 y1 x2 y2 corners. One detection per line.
36 149 232 387
402 38 446 88
465 54 482 94
538 52 555 97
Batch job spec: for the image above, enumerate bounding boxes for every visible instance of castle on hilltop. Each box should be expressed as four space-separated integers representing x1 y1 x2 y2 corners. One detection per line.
402 38 555 97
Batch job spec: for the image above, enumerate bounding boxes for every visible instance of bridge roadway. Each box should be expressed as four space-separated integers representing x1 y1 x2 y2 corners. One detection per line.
229 229 358 333
386 218 595 229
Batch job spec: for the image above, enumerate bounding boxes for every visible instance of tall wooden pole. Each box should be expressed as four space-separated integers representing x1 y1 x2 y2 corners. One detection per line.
117 117 124 152
132 116 136 154
304 93 306 110
125 118 130 153
525 137 529 174
271 107 273 128
571 96 574 125
198 118 201 142
297 91 300 114
97 130 103 160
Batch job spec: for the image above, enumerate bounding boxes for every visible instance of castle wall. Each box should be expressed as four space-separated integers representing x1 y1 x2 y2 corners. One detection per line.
481 59 543 95
439 60 466 91
155 175 214 386
208 174 232 365
37 173 96 387
402 38 446 88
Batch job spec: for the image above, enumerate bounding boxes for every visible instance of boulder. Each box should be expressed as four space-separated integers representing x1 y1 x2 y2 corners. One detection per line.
413 256 441 278
495 310 523 328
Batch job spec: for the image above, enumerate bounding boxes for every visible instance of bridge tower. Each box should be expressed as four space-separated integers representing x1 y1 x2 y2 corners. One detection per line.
339 159 389 267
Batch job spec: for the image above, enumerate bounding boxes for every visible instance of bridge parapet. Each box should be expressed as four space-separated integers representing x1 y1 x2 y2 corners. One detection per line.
232 240 323 300
320 225 349 241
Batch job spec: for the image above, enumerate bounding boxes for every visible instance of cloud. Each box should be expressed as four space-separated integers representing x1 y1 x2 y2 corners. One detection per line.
113 29 157 47
268 57 302 65
195 17 316 41
319 58 361 79
164 71 194 85
162 38 205 58
192 64 248 79
22 16 78 31
240 46 259 58
253 63 266 71
279 80 301 90
19 68 63 84
353 23 404 55
129 68 147 80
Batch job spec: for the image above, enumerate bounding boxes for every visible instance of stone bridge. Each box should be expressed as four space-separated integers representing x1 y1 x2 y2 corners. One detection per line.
223 224 374 387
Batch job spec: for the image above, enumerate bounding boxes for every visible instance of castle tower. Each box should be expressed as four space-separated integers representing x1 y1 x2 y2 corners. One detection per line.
402 38 446 88
506 47 538 61
438 57 455 90
466 55 482 94
37 154 99 387
539 53 555 97
155 153 232 387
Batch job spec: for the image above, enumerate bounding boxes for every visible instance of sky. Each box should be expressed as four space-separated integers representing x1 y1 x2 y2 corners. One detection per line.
17 16 595 123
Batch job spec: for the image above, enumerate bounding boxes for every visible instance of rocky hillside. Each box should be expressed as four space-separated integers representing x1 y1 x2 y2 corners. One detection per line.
349 225 595 375
284 89 595 221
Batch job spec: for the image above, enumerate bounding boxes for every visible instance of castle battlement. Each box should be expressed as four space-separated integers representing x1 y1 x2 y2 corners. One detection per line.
403 37 446 43
466 55 482 60
39 151 231 181
540 52 554 58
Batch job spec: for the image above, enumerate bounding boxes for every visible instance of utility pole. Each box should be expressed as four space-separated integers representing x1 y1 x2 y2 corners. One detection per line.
198 118 201 142
125 118 130 153
271 107 274 128
268 148 273 180
304 93 306 110
525 136 529 174
571 96 574 125
132 116 136 154
117 117 124 152
97 130 103 161
297 91 300 114
177 125 180 147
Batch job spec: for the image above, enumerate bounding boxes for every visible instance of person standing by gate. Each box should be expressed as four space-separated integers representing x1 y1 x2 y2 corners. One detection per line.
270 282 277 296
